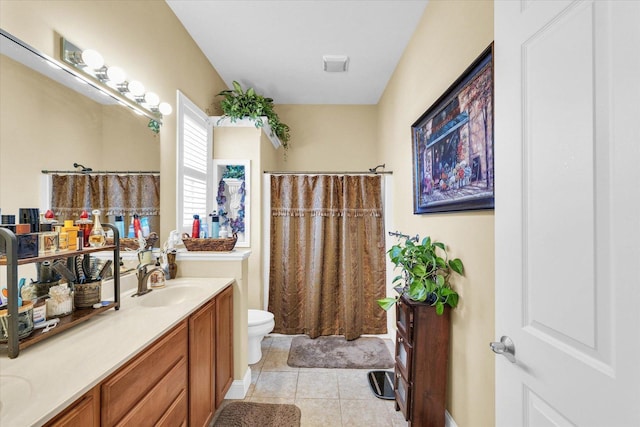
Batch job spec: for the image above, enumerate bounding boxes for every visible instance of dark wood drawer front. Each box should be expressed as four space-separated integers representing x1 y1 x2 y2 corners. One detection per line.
395 334 413 380
396 297 413 342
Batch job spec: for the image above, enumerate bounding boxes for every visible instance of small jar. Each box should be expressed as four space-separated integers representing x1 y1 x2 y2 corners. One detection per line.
46 284 74 318
32 297 47 324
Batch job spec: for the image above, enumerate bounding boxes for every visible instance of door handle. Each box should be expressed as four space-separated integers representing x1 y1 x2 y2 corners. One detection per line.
490 336 516 363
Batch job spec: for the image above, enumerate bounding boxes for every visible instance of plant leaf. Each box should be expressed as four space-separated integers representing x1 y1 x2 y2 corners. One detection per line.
377 297 398 311
433 242 445 250
449 258 464 275
436 301 445 315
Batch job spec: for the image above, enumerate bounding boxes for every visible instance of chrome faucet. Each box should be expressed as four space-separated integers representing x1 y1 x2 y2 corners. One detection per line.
132 263 165 297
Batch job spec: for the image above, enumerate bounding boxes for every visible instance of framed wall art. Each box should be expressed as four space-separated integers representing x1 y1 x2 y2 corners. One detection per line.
412 43 494 214
214 159 250 247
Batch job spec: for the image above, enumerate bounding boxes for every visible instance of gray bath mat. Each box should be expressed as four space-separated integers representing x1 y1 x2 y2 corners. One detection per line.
213 402 301 426
287 335 394 369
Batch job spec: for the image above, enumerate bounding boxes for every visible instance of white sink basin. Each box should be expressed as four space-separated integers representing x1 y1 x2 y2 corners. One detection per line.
0 375 32 419
137 285 208 308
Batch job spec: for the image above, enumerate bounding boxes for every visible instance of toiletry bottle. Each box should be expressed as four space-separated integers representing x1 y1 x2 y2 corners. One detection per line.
199 217 208 238
62 220 79 251
192 214 200 238
133 214 142 238
149 257 166 289
75 210 92 247
140 216 151 237
209 211 219 238
128 220 135 238
114 215 125 239
56 225 69 251
88 209 106 247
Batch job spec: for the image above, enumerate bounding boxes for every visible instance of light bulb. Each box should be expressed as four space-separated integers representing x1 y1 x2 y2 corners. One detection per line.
128 80 145 96
106 66 126 84
159 102 172 115
81 49 104 70
145 92 160 106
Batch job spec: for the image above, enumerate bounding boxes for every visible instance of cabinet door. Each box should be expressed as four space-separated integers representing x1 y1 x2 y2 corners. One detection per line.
215 285 234 409
44 386 100 427
396 297 413 342
189 299 216 427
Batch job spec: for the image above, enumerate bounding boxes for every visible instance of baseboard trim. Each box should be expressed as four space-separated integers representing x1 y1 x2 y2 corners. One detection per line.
224 367 251 399
446 409 458 427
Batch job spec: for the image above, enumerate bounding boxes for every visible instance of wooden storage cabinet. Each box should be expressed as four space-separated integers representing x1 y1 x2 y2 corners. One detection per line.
188 285 234 426
101 321 189 426
215 285 234 408
394 295 451 427
44 385 100 427
45 284 233 426
189 299 216 427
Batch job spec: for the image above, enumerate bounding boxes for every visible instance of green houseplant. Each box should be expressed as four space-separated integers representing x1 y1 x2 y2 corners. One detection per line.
378 236 465 315
216 81 291 150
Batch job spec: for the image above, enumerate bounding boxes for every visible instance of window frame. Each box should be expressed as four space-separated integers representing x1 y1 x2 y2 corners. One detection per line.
176 91 213 235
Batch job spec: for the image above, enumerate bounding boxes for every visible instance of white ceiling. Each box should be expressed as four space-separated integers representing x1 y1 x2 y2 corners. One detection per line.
166 0 428 105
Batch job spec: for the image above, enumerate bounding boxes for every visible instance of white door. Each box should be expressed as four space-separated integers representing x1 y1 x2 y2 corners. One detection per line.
494 1 640 426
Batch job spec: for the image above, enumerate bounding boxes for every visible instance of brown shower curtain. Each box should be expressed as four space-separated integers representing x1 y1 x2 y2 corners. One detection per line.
268 174 387 340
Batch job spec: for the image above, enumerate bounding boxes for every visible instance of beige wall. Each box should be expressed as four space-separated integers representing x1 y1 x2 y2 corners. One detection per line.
378 1 495 426
213 127 280 310
2 1 496 424
275 105 379 171
0 0 227 240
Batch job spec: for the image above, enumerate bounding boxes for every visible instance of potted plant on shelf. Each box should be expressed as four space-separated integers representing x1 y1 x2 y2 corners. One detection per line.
214 81 291 151
378 235 465 315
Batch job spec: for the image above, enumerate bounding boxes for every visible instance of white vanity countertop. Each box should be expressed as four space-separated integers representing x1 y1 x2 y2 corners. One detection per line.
0 276 234 426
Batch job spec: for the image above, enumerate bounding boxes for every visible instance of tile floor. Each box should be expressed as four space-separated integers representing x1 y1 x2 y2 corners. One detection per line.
214 334 407 426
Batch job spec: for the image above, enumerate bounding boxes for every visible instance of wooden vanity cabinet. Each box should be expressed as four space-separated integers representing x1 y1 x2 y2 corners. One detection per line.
101 321 189 426
188 285 234 426
44 385 100 427
189 299 216 426
394 295 451 427
214 285 234 408
45 285 233 427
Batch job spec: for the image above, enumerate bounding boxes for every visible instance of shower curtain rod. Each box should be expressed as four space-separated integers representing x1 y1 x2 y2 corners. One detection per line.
41 170 160 174
263 170 392 175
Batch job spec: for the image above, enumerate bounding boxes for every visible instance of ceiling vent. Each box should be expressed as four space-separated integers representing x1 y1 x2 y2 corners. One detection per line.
323 55 349 72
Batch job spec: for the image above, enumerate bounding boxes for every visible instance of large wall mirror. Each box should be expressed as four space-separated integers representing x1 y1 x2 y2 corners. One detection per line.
0 29 161 242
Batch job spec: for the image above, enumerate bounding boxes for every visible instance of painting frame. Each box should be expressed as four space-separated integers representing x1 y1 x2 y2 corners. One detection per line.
213 159 250 247
412 43 494 214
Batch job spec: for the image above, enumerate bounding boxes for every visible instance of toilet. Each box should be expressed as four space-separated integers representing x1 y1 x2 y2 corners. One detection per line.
247 309 275 364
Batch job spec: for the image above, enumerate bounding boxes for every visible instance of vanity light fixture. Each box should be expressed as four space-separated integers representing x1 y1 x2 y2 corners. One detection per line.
61 36 172 132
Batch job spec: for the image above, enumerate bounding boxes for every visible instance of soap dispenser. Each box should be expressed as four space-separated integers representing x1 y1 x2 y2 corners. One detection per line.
149 257 166 289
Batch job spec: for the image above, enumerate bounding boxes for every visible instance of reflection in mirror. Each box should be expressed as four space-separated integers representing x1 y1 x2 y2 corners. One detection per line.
0 29 161 242
214 159 250 247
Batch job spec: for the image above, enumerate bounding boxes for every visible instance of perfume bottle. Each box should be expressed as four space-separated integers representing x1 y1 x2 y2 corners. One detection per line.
88 209 106 247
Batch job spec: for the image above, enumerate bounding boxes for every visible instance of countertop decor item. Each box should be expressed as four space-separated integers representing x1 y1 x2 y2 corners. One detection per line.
212 81 291 150
377 234 464 315
181 233 237 252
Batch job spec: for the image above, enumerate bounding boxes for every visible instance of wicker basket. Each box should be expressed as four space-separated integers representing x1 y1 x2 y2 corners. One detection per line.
181 233 238 252
107 232 159 251
74 281 101 309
